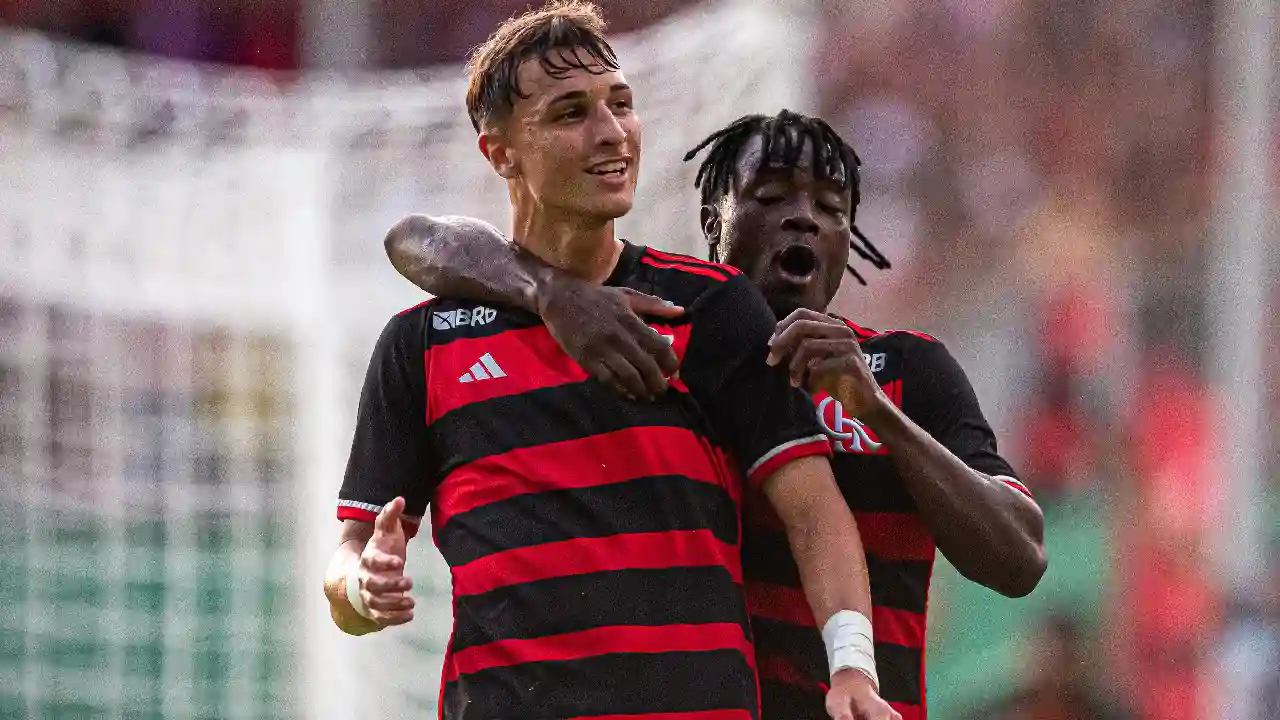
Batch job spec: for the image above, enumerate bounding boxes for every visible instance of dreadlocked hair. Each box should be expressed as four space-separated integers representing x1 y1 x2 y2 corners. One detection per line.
682 110 891 285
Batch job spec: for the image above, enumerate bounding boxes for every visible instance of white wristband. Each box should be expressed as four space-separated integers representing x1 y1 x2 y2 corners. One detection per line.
822 610 878 691
346 570 375 620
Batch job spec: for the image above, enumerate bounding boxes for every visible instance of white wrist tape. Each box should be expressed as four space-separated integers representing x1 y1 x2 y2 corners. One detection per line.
822 610 878 690
346 571 375 620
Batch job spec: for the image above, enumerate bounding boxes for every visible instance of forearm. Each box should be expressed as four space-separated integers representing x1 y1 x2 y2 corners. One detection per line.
861 403 1046 597
384 214 551 312
766 456 873 624
787 509 873 627
322 538 382 636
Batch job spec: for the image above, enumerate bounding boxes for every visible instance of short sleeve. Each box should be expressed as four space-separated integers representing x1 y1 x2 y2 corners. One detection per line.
903 336 1031 498
680 275 831 488
337 307 433 537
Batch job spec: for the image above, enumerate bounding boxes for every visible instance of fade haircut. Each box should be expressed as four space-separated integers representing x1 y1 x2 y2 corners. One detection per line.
683 110 891 285
465 0 620 133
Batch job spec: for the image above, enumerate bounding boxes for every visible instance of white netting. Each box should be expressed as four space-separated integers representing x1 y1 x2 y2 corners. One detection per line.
0 1 814 717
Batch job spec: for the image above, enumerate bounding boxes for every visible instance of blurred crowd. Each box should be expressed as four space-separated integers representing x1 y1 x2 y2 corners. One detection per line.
0 0 690 69
2 1 1275 719
1 0 300 69
815 1 1278 718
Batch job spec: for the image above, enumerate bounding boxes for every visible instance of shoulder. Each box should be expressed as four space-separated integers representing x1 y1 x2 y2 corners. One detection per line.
409 296 542 348
393 298 438 321
832 315 942 349
635 246 746 307
832 315 957 373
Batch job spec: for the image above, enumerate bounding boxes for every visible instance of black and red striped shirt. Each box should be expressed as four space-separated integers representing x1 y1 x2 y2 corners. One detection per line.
338 241 831 720
744 317 1033 720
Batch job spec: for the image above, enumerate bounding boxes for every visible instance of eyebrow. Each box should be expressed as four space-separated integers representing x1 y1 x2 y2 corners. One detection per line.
747 166 851 195
546 83 631 107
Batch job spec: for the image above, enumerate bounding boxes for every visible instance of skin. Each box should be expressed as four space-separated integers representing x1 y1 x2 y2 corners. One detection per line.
336 51 896 720
480 50 641 281
717 134 1046 598
385 129 1046 599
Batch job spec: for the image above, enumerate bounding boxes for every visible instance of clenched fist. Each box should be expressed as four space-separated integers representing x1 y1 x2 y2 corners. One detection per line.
767 309 892 423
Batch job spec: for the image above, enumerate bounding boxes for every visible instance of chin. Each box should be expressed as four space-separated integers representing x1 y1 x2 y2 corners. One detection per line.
765 294 806 321
585 195 635 220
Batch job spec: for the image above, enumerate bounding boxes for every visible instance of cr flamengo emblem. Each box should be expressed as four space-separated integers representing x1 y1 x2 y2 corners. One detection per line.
817 396 884 454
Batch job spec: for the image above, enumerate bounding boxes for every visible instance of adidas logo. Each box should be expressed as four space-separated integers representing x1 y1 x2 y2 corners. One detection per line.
458 353 507 383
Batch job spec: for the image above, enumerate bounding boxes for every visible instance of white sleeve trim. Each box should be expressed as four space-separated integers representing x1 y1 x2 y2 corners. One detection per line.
337 498 423 524
746 434 830 478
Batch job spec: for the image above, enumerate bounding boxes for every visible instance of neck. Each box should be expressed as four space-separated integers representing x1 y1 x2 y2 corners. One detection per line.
510 200 622 283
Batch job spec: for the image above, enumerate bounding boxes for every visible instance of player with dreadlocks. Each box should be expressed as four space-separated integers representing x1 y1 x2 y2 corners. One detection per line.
684 110 890 285
384 109 1046 720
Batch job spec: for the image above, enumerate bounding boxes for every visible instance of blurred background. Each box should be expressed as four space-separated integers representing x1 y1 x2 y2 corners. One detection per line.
0 0 1275 719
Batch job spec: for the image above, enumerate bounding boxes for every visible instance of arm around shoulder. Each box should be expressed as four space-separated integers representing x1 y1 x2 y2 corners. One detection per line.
384 213 544 311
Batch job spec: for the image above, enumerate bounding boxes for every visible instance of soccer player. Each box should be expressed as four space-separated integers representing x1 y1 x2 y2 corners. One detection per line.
324 5 897 720
385 110 1047 720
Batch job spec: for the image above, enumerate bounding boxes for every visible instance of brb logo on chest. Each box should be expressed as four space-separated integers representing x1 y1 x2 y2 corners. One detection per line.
816 397 887 455
433 307 497 331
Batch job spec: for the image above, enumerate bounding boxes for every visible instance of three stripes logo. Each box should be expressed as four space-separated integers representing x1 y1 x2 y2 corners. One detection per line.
458 353 507 383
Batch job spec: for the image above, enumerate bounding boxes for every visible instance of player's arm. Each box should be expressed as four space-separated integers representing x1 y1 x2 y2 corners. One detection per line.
324 505 414 636
682 277 891 717
325 310 433 635
770 310 1047 598
383 214 681 399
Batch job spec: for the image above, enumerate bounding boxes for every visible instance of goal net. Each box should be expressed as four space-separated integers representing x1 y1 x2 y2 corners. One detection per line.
0 1 814 717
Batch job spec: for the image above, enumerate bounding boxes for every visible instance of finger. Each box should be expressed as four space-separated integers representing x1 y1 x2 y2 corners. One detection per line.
365 592 415 612
580 358 625 398
626 323 678 395
772 308 835 343
630 344 671 398
826 704 853 720
807 353 864 397
600 350 648 400
768 320 851 365
374 497 406 535
370 608 414 626
620 289 684 319
788 338 841 387
630 322 680 377
362 550 405 573
363 573 413 594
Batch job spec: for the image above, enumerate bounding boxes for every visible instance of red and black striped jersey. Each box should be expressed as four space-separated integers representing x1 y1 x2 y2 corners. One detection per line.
337 240 832 720
744 316 1033 720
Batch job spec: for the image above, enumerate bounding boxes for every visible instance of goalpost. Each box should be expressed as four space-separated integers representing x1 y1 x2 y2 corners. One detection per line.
0 2 816 718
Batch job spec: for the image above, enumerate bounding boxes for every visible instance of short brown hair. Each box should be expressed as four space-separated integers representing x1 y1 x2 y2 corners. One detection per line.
465 0 620 133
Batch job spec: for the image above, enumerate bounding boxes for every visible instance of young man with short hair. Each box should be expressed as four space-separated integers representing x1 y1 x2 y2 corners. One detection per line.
324 5 895 720
386 109 1046 720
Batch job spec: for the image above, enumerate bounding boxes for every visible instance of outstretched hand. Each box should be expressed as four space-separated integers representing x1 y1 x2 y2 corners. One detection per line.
537 278 684 400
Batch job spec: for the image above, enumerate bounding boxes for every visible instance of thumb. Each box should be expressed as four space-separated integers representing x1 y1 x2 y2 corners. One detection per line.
621 289 684 319
374 497 406 536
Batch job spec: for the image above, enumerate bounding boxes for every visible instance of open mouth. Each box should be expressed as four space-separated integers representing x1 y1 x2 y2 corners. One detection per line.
774 244 819 280
586 158 630 179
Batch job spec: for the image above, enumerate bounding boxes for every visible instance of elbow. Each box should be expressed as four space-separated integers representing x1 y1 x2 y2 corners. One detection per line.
996 509 1048 597
384 214 431 265
996 488 1048 598
998 541 1048 598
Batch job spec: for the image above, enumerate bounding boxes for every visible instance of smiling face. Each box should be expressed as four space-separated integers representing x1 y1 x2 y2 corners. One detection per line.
480 50 641 222
711 132 854 318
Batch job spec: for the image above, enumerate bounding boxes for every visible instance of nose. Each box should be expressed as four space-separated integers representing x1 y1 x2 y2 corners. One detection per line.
589 103 626 148
780 201 819 235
